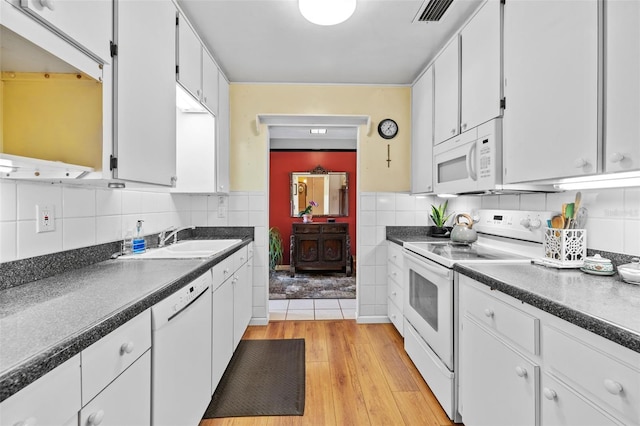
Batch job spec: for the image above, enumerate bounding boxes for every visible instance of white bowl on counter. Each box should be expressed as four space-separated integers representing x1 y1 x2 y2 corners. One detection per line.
617 258 640 285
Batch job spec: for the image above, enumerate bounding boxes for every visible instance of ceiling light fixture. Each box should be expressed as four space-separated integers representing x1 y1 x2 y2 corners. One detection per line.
310 128 327 134
299 0 356 26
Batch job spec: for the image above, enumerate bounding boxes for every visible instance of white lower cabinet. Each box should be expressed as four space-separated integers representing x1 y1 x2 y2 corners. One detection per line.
460 316 539 426
80 350 151 426
459 274 640 426
0 354 81 426
386 242 404 336
212 244 253 392
541 373 620 426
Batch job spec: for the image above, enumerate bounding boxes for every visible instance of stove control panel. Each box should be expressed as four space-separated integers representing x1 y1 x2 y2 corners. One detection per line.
474 210 555 243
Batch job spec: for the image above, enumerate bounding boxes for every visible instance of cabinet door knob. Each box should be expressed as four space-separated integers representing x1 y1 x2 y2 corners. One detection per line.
604 379 623 395
515 366 528 378
461 123 467 131
450 128 456 135
120 341 134 355
88 410 105 426
39 0 55 10
391 291 397 296
483 308 494 318
609 152 625 163
543 387 557 400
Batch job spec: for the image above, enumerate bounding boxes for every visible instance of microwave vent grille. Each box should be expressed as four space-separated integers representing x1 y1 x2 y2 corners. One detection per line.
415 0 454 22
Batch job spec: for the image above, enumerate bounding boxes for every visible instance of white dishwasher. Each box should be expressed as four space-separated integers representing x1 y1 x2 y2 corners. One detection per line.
151 271 212 426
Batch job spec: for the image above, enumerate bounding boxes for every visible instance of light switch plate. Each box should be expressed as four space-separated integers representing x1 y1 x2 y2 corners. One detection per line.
36 205 55 233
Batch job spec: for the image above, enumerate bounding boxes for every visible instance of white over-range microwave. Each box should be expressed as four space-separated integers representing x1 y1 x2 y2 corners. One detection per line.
433 119 503 195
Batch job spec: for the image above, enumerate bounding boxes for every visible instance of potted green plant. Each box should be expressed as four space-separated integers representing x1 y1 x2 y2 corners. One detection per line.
430 201 453 237
268 227 284 272
298 200 318 223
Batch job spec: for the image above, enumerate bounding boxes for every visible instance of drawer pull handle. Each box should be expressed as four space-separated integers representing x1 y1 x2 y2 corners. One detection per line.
224 268 230 274
604 379 623 395
484 308 494 318
120 341 134 355
88 410 105 426
13 418 37 426
515 366 528 378
543 387 557 400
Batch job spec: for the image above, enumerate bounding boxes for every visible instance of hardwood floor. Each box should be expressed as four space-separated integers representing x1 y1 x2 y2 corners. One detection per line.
200 320 457 426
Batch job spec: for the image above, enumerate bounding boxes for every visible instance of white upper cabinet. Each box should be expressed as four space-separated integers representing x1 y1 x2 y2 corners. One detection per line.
12 0 112 62
434 36 460 145
202 50 219 115
216 76 230 193
114 0 177 186
177 13 201 100
604 0 640 173
460 0 502 132
411 66 434 194
502 0 598 183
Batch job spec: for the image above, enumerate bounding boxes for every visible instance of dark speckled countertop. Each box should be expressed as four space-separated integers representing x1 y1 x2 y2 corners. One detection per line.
0 232 252 402
385 226 640 354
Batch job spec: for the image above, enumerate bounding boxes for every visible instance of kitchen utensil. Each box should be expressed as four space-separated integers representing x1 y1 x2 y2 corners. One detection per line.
564 203 574 228
550 214 565 229
575 207 588 228
450 213 478 244
572 192 581 220
617 258 640 285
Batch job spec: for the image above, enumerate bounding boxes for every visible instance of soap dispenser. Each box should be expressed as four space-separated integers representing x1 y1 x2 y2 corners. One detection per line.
132 220 146 254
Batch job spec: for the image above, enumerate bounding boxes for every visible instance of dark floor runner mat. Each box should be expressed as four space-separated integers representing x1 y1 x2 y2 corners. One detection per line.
203 339 306 418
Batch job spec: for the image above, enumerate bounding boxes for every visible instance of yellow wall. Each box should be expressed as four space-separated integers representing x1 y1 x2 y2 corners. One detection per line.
230 84 411 192
2 72 102 169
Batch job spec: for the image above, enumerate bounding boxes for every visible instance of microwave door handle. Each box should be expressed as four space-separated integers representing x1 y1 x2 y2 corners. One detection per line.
466 143 478 181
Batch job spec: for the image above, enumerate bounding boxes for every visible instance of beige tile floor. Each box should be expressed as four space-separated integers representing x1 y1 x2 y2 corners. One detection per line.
268 298 356 320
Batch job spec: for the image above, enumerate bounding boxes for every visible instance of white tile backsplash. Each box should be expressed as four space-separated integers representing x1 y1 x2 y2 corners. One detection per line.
0 181 17 221
96 189 122 216
63 187 96 218
63 217 97 250
17 182 62 220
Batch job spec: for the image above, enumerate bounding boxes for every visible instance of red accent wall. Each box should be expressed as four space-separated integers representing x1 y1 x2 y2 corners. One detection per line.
269 151 357 265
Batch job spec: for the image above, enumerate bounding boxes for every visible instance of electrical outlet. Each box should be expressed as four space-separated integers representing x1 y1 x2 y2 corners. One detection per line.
217 195 227 218
36 205 55 233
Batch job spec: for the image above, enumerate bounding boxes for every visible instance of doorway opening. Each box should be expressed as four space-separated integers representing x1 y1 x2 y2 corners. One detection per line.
260 114 369 320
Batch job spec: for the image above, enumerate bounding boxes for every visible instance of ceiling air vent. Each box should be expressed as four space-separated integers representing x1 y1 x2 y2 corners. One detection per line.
416 0 454 22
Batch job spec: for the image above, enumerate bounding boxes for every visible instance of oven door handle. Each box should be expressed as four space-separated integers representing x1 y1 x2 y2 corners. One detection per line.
404 249 452 279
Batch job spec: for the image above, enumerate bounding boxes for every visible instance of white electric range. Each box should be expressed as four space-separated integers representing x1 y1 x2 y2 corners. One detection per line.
402 209 554 422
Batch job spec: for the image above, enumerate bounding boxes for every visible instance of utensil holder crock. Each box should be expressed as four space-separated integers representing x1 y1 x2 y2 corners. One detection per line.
543 228 587 267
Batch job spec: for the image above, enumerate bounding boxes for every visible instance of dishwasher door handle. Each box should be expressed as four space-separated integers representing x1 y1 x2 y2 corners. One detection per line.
167 286 209 322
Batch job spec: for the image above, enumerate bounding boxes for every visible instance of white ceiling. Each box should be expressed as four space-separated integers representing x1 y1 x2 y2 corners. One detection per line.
176 0 484 85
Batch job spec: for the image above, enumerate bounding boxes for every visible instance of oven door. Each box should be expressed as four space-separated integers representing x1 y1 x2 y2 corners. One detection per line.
433 130 479 194
403 249 454 370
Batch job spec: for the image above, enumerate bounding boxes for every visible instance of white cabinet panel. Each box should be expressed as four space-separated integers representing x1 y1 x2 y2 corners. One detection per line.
81 309 151 404
0 354 80 426
202 51 219 115
216 76 230 193
177 13 201 100
114 0 176 186
460 0 501 132
17 0 112 62
502 0 598 183
80 350 151 426
233 256 252 348
411 66 434 194
212 276 234 392
460 317 538 426
434 36 460 145
604 0 640 172
541 373 621 426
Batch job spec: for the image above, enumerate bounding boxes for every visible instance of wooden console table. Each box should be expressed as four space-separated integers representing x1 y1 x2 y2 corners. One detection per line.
290 222 352 277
